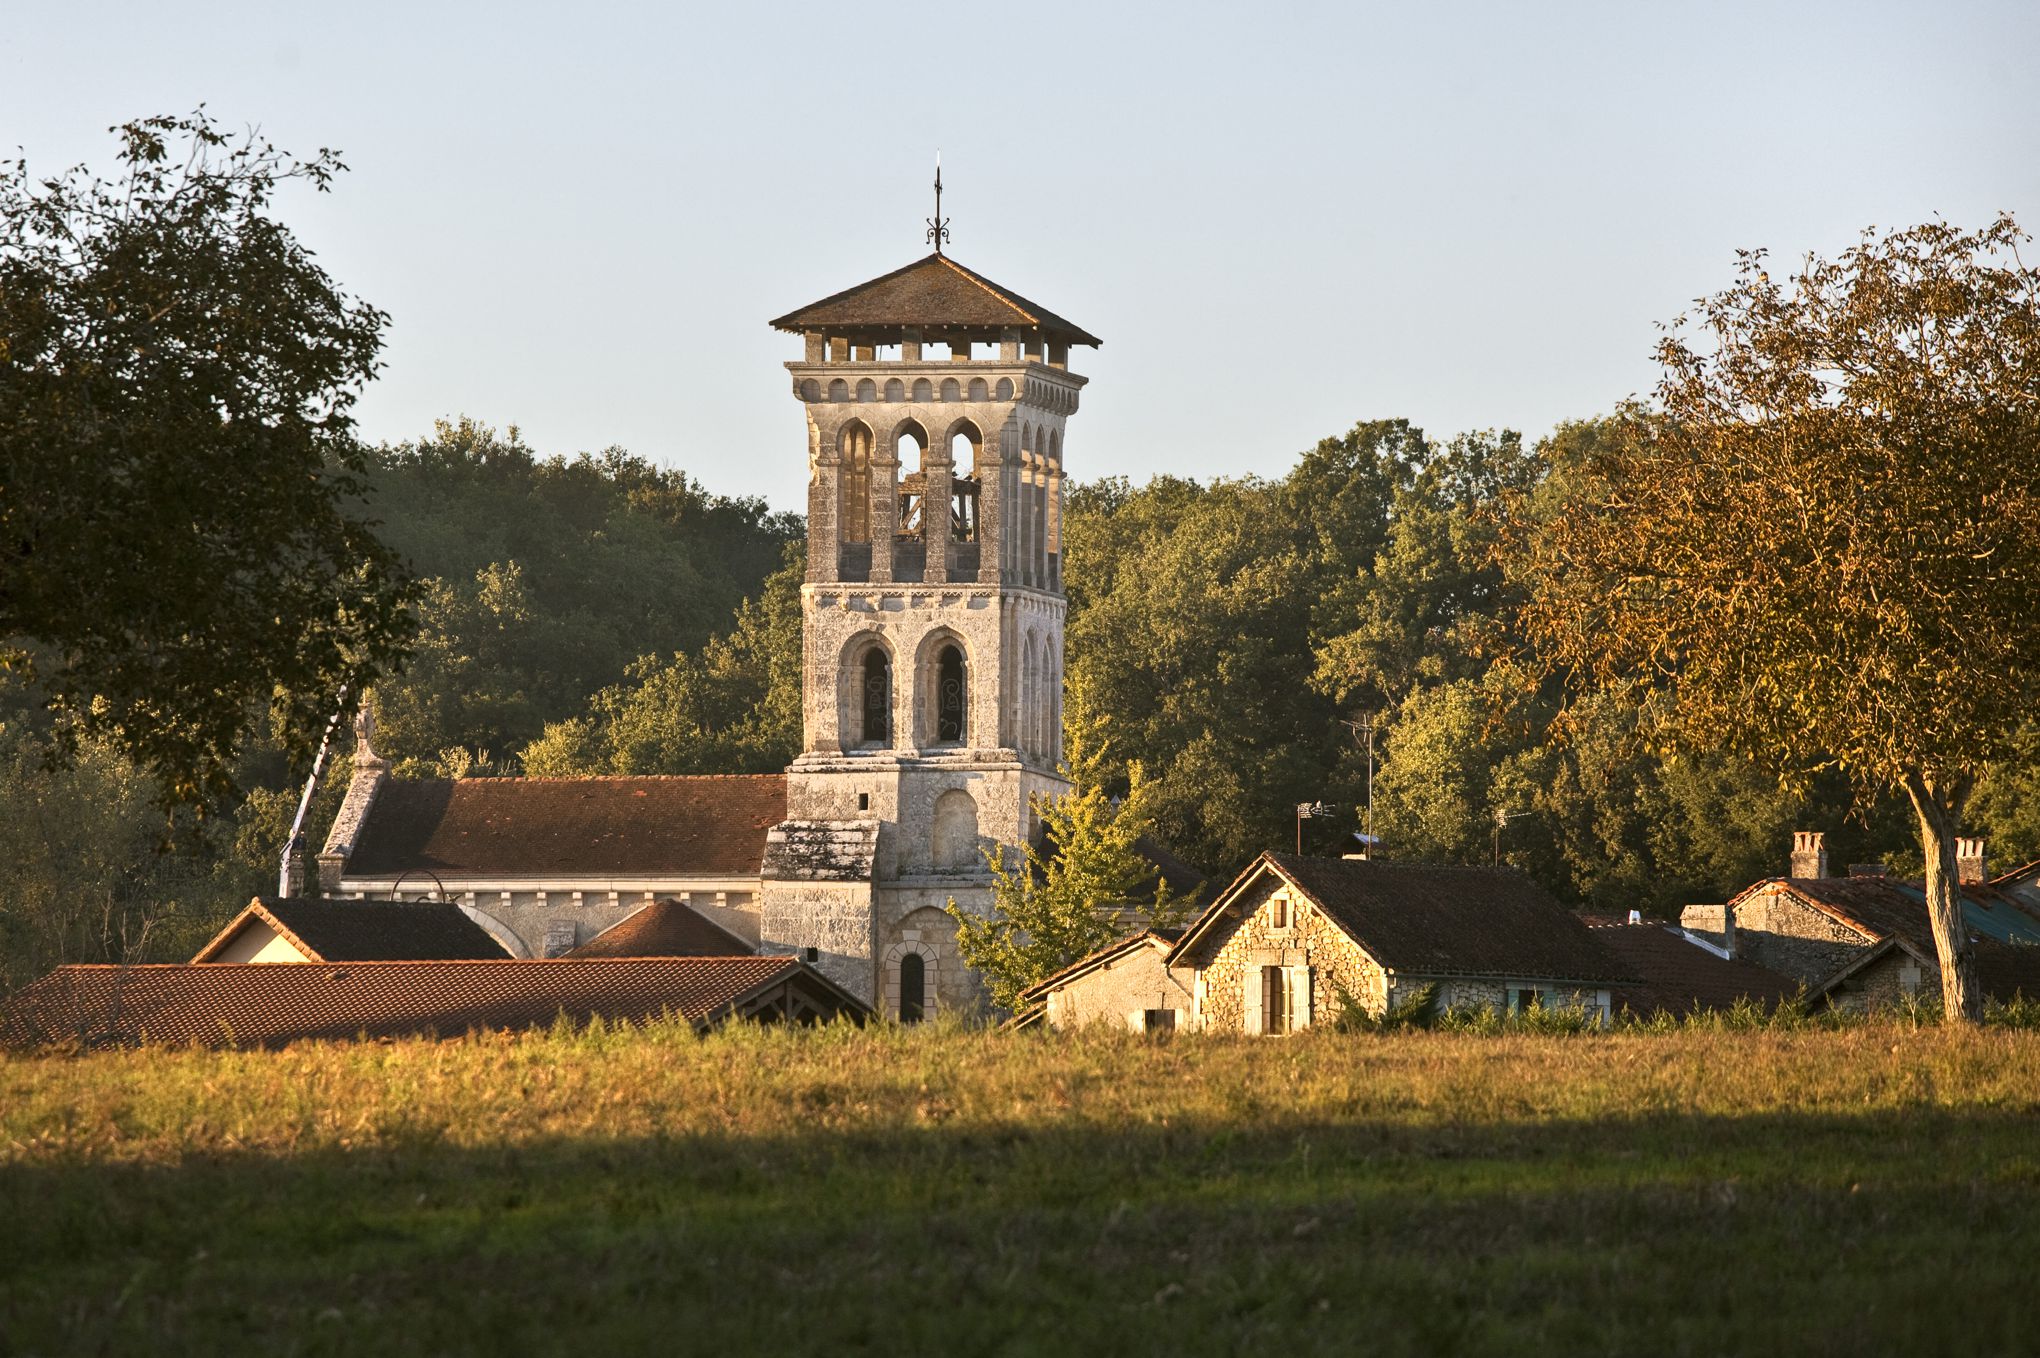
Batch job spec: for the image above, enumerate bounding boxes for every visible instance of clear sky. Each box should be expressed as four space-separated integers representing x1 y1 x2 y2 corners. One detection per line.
7 0 2037 512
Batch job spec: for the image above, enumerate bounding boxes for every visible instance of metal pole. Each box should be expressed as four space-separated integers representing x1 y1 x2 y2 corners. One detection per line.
279 684 350 899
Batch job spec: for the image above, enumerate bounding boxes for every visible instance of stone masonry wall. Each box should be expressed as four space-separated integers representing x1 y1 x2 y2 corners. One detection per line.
1731 885 1874 985
1044 944 1196 1030
1194 876 1386 1031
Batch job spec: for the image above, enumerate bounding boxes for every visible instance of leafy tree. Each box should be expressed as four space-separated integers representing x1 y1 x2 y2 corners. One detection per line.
1507 217 2040 1020
945 681 1181 1013
521 543 805 776
0 111 414 807
361 419 800 766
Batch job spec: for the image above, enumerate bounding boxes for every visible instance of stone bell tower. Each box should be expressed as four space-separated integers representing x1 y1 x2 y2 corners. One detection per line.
755 222 1101 1018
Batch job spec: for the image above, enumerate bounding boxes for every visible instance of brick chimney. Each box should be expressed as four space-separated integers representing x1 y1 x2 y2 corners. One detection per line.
1957 837 1987 886
1789 831 1828 880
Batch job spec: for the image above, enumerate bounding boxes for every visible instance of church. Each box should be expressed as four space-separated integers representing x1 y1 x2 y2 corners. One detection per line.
313 240 1098 1021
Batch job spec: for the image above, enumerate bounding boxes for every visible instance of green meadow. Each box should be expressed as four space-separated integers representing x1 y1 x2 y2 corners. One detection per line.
5 1022 2038 1356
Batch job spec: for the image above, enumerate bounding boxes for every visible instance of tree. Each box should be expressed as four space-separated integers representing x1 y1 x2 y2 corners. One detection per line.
945 681 1181 1013
0 111 414 807
519 542 805 776
1508 217 2040 1020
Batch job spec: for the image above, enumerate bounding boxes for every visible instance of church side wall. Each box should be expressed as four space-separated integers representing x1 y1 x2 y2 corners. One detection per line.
333 880 762 959
759 880 876 1002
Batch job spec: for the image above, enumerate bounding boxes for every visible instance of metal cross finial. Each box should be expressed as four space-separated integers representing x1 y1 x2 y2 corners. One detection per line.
926 151 950 254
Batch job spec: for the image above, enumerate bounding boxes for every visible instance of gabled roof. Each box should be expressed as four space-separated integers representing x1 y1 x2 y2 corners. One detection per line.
564 899 753 959
3 956 868 1050
1587 922 1802 1017
343 775 787 879
1170 853 1635 986
1729 876 2040 957
192 898 509 963
769 253 1101 347
1018 928 1185 1005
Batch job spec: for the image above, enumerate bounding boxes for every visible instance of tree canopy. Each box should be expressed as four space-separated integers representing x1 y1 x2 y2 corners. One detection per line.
0 112 414 807
1507 216 2040 1019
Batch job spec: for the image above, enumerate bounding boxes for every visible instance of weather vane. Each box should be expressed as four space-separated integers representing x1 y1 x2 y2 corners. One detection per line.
926 152 950 254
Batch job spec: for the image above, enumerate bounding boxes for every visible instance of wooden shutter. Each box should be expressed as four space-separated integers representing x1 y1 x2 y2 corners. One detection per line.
1288 966 1313 1030
1243 967 1263 1034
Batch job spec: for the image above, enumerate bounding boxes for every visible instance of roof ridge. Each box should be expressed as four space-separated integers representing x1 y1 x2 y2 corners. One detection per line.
421 773 787 786
936 254 1041 325
62 956 795 973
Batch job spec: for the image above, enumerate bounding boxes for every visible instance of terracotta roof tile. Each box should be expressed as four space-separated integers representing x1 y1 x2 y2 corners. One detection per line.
3 956 866 1049
564 899 753 959
769 253 1101 347
344 775 786 879
1588 923 1803 1017
193 898 509 963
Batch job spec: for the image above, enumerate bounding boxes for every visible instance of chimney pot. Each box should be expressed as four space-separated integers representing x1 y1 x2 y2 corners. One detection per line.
1789 831 1829 880
1956 836 1987 886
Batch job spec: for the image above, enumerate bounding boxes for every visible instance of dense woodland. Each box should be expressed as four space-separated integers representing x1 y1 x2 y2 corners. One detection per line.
8 412 2040 986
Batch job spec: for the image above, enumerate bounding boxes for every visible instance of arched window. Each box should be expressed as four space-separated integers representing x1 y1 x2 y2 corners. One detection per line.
839 423 873 544
860 647 890 746
899 952 925 1023
936 644 966 743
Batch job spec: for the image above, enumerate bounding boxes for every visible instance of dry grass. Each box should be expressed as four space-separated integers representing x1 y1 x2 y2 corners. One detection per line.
5 1021 2040 1355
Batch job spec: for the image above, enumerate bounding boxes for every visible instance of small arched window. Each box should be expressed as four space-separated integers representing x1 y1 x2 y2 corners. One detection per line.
899 952 926 1024
839 423 873 544
860 647 890 746
936 644 966 743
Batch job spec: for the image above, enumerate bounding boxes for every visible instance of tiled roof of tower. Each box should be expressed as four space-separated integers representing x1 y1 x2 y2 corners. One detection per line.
192 898 509 963
343 776 787 878
2 956 867 1049
564 899 754 959
1172 853 1636 985
769 253 1102 347
1586 922 1802 1017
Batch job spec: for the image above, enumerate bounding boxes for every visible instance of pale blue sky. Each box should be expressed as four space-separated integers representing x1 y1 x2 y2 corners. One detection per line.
7 1 2036 511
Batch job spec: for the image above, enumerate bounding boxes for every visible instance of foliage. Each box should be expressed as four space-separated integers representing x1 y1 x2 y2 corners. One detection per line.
1507 217 2040 1016
520 542 805 775
0 111 415 808
363 419 800 766
945 679 1181 1012
9 1025 2040 1353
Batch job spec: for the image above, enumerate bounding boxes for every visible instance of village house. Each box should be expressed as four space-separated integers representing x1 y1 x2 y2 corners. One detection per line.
192 897 512 964
1680 832 2040 1010
1161 852 1637 1031
1012 928 1193 1032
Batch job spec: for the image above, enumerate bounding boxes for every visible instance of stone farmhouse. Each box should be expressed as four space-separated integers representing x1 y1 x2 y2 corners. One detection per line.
311 246 1102 1021
1154 852 1632 1031
1680 831 2040 1010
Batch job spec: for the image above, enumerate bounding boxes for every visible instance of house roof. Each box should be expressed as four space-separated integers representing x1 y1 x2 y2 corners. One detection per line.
1730 876 2040 958
1587 922 1802 1017
2 956 867 1050
1171 853 1636 986
342 775 787 879
563 899 753 959
1018 928 1185 1005
192 898 509 963
769 253 1101 347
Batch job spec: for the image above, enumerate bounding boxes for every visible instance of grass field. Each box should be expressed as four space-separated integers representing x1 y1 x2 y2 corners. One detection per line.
5 1020 2040 1356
